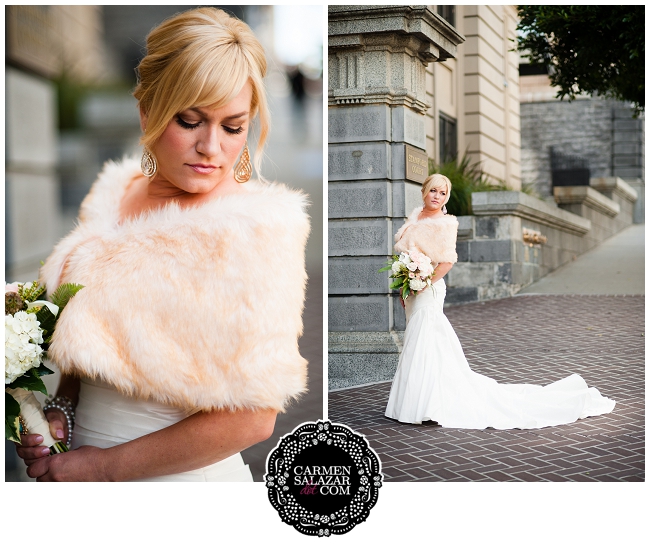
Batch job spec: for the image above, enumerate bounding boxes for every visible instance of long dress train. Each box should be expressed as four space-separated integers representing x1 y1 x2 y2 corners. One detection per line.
385 279 615 428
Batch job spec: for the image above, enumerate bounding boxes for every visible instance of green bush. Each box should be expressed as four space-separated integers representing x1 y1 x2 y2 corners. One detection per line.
428 154 511 216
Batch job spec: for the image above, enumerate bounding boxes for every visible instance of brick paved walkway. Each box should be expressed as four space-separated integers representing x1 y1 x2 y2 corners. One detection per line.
329 295 644 482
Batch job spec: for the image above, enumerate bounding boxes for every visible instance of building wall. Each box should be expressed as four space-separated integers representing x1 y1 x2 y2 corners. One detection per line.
426 5 521 189
53 6 116 83
519 74 644 221
5 6 116 282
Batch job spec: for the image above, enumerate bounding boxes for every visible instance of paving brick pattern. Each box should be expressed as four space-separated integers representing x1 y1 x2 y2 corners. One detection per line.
329 295 644 482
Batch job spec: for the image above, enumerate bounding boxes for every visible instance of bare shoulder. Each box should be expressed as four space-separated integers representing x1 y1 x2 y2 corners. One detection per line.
118 174 150 223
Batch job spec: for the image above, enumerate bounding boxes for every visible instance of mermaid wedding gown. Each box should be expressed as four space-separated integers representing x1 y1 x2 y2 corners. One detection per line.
72 377 254 481
385 279 616 428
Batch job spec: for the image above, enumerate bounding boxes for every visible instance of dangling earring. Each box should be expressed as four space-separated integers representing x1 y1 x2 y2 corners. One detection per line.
442 205 447 215
141 147 157 177
234 142 252 183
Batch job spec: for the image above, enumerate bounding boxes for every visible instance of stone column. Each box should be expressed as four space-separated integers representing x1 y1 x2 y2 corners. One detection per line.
328 6 464 389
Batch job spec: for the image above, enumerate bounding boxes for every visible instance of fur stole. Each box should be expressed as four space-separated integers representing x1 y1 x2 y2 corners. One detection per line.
394 206 458 265
40 158 310 412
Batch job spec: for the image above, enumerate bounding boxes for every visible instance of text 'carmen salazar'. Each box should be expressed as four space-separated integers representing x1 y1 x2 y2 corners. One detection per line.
294 466 352 495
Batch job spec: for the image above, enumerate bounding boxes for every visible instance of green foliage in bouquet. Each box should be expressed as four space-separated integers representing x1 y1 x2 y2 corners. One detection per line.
5 281 83 443
49 283 84 313
5 392 21 443
379 255 412 301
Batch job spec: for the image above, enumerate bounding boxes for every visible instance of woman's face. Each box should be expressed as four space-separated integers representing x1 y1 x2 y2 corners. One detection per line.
423 184 448 212
146 82 253 194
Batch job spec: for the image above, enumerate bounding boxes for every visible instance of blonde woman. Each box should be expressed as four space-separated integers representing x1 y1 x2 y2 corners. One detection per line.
15 8 310 481
385 174 615 428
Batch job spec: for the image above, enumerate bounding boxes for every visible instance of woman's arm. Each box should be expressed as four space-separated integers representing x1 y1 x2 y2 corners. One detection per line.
430 262 454 284
24 407 277 481
400 262 454 308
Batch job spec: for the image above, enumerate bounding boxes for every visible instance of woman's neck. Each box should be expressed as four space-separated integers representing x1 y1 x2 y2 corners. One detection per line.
419 207 444 219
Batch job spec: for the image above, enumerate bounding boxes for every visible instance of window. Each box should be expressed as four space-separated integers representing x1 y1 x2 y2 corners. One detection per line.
437 5 455 27
439 113 457 163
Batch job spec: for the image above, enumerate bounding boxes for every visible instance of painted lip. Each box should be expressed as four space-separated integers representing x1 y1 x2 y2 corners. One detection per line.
187 163 217 174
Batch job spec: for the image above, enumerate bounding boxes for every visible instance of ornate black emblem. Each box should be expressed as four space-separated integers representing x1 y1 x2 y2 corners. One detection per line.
265 421 383 537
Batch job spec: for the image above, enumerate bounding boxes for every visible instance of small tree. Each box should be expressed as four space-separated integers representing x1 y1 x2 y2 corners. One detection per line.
517 6 644 113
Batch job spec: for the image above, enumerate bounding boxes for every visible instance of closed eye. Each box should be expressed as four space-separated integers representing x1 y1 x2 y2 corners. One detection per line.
176 116 200 130
223 126 244 135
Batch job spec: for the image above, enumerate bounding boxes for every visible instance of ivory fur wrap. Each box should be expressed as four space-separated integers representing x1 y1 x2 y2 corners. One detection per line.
40 158 310 412
394 206 458 265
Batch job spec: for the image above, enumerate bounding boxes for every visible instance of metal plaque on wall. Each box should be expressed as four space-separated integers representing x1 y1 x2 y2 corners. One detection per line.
405 145 428 184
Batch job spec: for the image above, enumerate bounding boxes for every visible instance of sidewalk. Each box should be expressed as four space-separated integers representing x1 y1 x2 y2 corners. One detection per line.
329 227 645 481
519 224 645 295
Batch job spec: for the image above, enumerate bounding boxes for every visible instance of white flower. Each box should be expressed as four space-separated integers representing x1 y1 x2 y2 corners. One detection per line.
409 278 426 292
391 261 403 274
26 300 59 316
407 261 418 272
399 252 411 265
419 264 434 277
5 311 44 384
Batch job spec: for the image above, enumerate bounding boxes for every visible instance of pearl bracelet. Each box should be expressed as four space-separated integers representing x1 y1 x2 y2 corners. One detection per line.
44 395 76 447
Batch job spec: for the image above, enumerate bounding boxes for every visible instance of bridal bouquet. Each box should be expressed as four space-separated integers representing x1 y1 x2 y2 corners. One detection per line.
5 281 83 453
379 249 435 300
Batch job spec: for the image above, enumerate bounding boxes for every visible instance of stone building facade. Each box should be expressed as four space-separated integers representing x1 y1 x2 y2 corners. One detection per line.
519 73 644 222
328 5 523 388
425 5 521 187
328 5 640 390
5 6 113 282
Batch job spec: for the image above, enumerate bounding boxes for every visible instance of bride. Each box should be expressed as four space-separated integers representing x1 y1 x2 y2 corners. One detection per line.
15 8 310 481
385 174 616 428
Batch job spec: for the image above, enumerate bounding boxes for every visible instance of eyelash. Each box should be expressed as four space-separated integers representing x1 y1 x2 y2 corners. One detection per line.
175 116 244 135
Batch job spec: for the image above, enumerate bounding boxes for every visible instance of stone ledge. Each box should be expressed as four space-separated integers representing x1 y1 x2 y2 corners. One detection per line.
329 353 398 390
590 177 639 203
457 215 473 239
553 186 621 217
329 331 403 353
472 191 591 235
328 5 464 62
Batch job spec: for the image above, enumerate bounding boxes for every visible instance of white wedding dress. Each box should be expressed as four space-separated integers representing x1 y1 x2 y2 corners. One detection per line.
72 377 254 481
385 278 616 428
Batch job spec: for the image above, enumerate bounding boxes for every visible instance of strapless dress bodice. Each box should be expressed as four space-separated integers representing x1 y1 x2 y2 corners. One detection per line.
73 377 253 482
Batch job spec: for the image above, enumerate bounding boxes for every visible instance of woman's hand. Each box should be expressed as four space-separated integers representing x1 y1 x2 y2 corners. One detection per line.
26 446 108 482
14 408 67 467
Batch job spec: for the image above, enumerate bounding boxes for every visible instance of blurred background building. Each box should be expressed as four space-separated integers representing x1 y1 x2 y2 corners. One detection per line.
5 5 323 482
519 57 644 222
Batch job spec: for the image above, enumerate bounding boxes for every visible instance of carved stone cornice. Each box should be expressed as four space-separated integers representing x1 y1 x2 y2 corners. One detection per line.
328 5 465 112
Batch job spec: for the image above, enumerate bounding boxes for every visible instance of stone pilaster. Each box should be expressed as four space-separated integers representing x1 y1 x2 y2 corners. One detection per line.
328 6 464 389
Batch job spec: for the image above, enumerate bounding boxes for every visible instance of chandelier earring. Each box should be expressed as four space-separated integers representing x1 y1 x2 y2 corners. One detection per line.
234 142 252 183
442 205 447 214
141 147 157 177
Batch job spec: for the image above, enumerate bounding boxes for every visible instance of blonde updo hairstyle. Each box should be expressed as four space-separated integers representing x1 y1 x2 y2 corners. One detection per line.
133 7 269 174
421 173 452 206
